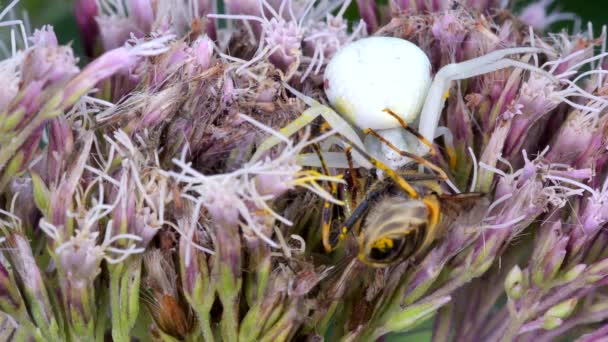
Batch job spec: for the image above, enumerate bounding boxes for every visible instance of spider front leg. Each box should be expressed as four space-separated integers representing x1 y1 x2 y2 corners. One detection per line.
252 83 370 168
417 47 557 156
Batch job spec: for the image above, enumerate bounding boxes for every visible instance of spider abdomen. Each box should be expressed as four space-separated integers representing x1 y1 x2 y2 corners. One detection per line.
324 36 432 130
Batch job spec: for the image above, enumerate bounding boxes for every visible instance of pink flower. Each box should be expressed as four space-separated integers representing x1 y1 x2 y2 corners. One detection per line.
520 0 578 31
74 0 99 56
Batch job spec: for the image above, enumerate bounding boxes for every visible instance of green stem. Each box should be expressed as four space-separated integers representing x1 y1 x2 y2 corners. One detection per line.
196 309 215 342
110 264 128 342
432 303 453 342
221 297 239 342
498 318 524 342
94 284 109 342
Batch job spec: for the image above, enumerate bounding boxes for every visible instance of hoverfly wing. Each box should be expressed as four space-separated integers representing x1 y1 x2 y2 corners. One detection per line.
438 192 489 223
435 192 491 255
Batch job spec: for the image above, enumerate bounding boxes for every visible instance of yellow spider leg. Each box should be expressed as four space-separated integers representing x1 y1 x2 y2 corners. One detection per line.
363 128 450 182
252 108 322 161
347 141 419 199
382 108 438 157
253 104 367 162
312 143 342 252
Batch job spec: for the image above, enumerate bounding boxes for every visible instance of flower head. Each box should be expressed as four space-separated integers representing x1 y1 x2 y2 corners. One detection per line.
519 0 578 31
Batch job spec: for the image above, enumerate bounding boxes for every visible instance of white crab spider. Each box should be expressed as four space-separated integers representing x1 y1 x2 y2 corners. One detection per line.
252 36 553 170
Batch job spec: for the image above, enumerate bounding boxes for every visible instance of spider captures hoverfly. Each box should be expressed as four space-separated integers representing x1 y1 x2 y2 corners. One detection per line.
314 112 490 268
254 36 547 266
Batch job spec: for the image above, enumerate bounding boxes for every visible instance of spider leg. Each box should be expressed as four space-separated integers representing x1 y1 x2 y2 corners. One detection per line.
363 128 450 182
252 105 324 161
346 141 420 199
297 152 352 168
435 126 457 170
313 143 343 252
418 51 557 155
315 140 425 250
382 108 437 156
314 142 367 252
438 47 545 74
253 83 370 167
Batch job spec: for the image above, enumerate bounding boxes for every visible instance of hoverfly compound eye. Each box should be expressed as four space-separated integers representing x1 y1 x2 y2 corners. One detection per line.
364 221 428 265
324 37 432 131
368 236 406 264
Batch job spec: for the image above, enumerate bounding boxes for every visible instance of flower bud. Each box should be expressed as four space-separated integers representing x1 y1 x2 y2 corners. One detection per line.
531 222 569 287
143 250 195 339
21 26 79 87
254 173 295 198
179 231 211 299
546 109 597 165
96 16 139 51
383 296 452 334
240 271 288 341
63 35 173 106
586 258 608 283
265 19 303 73
74 0 100 57
544 298 578 320
8 176 40 232
0 261 25 319
205 188 241 229
6 233 58 337
504 265 524 300
0 28 24 110
432 13 466 53
356 0 377 33
541 316 562 330
579 183 608 234
190 36 214 71
258 300 305 340
57 230 104 285
561 264 586 283
47 117 74 182
128 0 155 34
504 73 562 156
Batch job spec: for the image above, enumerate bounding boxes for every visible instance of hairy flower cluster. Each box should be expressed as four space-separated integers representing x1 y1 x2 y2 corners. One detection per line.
1 0 608 341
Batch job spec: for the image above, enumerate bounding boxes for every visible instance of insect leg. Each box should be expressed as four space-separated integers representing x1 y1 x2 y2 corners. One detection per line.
312 143 343 252
344 146 359 212
333 186 385 247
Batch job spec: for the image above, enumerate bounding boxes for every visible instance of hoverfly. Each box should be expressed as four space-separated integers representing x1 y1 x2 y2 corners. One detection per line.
338 171 487 267
316 110 488 267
